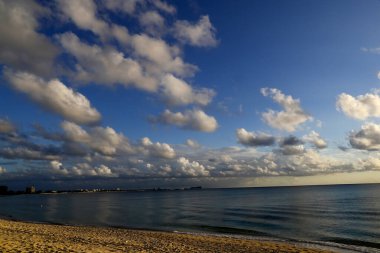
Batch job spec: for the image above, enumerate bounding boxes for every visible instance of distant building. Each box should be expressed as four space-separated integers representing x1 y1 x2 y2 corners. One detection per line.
0 185 8 194
26 185 36 194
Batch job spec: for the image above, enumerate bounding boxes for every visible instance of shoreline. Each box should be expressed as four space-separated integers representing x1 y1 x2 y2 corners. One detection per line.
0 218 367 253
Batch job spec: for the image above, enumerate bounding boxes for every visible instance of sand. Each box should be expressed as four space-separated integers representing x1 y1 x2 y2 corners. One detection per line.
0 219 335 253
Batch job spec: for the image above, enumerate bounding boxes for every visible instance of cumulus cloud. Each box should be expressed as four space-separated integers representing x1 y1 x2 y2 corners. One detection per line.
51 160 117 177
349 122 380 151
61 121 90 142
139 11 165 35
177 157 209 176
56 0 216 110
336 92 380 120
50 160 69 175
0 147 60 161
102 0 142 15
152 109 218 132
140 137 176 159
58 32 214 107
59 0 131 44
58 0 108 37
131 34 197 77
279 145 305 156
61 121 132 156
280 136 304 146
185 139 200 149
174 16 218 47
160 74 215 106
61 121 176 159
0 119 15 133
102 0 175 16
261 88 312 132
186 147 353 178
303 131 327 149
0 0 59 77
5 120 380 181
59 0 194 76
59 33 157 92
151 0 176 14
358 156 380 171
236 128 276 147
278 136 305 155
5 71 101 125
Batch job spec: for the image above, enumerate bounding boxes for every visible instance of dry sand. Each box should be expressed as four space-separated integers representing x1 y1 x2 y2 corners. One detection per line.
0 219 335 253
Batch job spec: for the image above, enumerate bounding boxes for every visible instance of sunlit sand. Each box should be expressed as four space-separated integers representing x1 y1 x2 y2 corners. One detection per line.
0 219 334 253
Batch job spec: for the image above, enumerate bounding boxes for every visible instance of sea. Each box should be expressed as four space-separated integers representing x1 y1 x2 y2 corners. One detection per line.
1 184 380 252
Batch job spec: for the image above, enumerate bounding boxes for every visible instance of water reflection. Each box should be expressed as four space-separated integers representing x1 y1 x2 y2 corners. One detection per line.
0 184 380 247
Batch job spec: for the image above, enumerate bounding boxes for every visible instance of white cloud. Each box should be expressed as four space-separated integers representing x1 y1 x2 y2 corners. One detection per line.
61 121 90 142
61 121 132 156
358 156 380 171
349 122 380 151
59 0 131 45
71 163 115 177
191 147 350 177
59 33 157 92
61 121 176 159
0 119 15 133
303 131 327 149
56 1 216 109
140 137 176 159
5 71 101 125
336 92 380 120
236 128 276 147
88 126 130 156
160 74 215 106
261 88 312 132
0 166 6 174
131 34 196 77
102 0 143 15
151 0 176 14
177 157 209 176
279 149 337 174
174 16 218 47
50 160 69 175
0 0 59 77
58 0 108 38
153 109 218 132
185 139 200 149
139 11 165 35
94 164 113 176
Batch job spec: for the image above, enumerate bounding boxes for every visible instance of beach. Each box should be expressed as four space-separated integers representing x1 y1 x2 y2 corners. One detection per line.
0 219 335 253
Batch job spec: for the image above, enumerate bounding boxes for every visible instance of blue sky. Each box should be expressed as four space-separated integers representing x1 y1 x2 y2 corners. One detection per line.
2 0 380 190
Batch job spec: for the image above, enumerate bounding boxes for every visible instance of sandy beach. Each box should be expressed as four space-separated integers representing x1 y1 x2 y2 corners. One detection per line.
0 219 336 253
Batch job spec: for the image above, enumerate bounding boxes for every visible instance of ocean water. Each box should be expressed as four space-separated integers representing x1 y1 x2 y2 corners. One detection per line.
1 184 380 251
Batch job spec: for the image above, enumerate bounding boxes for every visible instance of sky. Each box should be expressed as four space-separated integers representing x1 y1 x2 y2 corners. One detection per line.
2 0 380 190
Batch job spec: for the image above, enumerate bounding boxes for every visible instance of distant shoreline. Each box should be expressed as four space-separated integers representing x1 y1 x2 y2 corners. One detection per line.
3 182 380 196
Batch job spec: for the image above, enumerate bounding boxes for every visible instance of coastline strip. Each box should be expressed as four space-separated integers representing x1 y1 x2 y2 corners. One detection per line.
0 218 339 253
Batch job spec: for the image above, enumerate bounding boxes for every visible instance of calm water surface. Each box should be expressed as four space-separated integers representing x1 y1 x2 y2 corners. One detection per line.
1 184 380 250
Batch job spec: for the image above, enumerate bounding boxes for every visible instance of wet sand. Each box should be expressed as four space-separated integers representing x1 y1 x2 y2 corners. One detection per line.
0 219 335 253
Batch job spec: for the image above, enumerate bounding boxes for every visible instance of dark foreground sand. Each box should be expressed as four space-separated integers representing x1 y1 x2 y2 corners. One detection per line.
0 219 335 253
